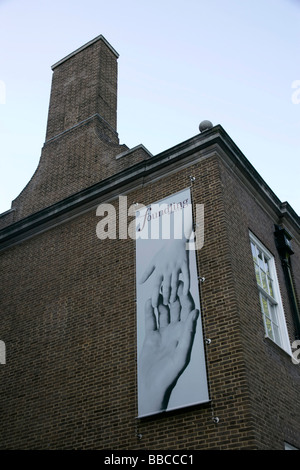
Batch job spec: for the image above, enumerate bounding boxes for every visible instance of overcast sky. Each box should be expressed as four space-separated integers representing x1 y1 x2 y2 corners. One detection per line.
0 0 299 215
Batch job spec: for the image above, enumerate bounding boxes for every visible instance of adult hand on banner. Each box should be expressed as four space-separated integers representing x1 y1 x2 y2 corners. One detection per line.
138 282 199 416
139 239 190 308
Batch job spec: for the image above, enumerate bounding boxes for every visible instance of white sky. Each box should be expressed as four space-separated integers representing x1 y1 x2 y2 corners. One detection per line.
0 0 299 215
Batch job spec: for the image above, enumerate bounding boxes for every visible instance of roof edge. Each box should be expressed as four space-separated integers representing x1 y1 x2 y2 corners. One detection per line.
1 125 299 250
51 34 119 70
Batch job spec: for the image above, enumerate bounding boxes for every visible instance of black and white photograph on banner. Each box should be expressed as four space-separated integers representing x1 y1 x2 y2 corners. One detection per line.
135 188 209 418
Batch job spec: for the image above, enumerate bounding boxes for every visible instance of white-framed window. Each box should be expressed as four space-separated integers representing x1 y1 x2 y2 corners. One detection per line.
249 232 291 354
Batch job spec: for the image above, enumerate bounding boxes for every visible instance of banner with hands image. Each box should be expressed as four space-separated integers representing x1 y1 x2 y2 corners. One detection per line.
136 188 209 417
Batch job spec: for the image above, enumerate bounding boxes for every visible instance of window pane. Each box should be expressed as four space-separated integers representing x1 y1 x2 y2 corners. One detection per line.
260 295 282 346
263 254 269 274
261 270 268 292
269 303 279 327
268 276 274 298
251 242 257 263
265 315 274 340
260 294 268 315
260 294 274 340
258 250 265 270
265 257 271 276
255 264 262 286
273 323 281 345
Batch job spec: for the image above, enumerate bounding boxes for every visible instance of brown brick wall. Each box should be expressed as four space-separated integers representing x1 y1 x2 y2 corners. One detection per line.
10 119 126 221
1 35 299 450
218 157 300 449
1 155 270 450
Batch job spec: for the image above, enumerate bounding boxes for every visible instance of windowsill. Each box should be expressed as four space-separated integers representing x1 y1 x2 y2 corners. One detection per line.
263 335 292 360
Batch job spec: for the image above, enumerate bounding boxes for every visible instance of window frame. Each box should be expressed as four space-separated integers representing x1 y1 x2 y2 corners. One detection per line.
249 231 292 355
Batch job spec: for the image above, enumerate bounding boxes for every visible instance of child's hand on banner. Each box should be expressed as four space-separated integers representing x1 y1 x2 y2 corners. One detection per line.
139 239 190 308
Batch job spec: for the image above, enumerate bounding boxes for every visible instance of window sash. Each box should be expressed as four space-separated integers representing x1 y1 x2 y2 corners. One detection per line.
251 241 275 299
250 232 291 354
259 292 282 345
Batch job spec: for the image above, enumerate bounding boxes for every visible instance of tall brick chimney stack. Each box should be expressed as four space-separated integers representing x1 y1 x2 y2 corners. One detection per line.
46 35 119 141
11 35 131 220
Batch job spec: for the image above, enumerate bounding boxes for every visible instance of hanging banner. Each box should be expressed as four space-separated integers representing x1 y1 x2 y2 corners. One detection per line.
135 188 209 418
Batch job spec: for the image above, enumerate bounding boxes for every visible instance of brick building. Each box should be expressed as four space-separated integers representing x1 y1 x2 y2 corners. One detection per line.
0 35 299 450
